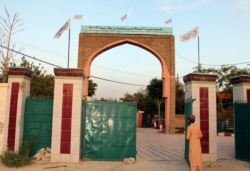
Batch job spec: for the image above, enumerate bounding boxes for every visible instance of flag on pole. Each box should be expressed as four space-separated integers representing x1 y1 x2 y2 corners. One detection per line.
179 26 199 42
53 19 71 39
165 18 172 24
74 15 82 20
120 13 127 21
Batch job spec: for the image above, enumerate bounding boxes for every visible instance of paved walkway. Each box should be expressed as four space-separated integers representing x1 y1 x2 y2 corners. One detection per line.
136 128 235 161
137 128 185 161
0 128 249 171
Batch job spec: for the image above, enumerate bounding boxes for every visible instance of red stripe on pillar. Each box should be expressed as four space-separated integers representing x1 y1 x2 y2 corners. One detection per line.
60 84 73 154
247 89 250 103
200 87 209 153
7 82 19 151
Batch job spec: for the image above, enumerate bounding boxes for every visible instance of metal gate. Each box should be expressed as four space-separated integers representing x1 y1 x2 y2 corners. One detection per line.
23 99 137 160
234 102 250 161
184 98 195 165
23 98 53 156
81 101 137 160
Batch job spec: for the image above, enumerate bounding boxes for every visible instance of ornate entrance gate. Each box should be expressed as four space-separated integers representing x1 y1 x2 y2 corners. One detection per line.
77 25 176 133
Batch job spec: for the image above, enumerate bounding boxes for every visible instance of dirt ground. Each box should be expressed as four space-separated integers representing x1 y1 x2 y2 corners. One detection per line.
203 160 250 171
0 159 250 171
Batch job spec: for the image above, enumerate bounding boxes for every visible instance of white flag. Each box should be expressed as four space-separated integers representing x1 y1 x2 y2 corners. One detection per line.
54 19 71 39
120 13 127 21
179 26 199 42
74 15 82 20
165 18 172 24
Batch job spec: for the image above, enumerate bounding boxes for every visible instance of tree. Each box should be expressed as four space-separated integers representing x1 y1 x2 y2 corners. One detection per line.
143 95 158 115
146 78 164 118
120 89 147 111
133 89 147 111
0 7 23 83
175 79 185 114
88 79 97 97
120 93 135 102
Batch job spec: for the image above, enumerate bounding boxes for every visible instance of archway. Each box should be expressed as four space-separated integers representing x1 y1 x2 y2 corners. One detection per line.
90 44 162 100
77 25 175 133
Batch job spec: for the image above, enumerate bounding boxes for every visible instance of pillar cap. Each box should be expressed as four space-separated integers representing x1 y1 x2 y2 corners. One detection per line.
230 75 250 85
183 72 217 83
8 67 32 78
54 68 85 78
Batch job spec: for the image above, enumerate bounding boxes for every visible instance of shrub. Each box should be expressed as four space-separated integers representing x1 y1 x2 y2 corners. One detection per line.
1 140 34 167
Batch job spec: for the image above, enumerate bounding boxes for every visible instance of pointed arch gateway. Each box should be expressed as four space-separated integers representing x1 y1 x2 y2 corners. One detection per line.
77 26 176 133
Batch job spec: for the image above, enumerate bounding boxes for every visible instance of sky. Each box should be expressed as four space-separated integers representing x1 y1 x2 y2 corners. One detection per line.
1 0 250 100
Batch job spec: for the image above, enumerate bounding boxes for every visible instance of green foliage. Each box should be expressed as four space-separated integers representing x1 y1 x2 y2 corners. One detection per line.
144 95 158 114
146 78 164 115
1 140 34 168
18 140 34 157
175 80 185 114
120 78 185 115
195 65 250 92
120 89 147 111
133 89 147 111
120 93 136 102
88 79 98 97
120 79 165 115
1 151 31 168
146 78 163 100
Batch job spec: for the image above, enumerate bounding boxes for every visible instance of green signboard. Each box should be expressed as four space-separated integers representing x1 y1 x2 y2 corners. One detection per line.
81 25 172 35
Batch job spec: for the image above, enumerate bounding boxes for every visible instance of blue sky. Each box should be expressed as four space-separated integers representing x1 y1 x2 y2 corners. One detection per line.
1 0 250 99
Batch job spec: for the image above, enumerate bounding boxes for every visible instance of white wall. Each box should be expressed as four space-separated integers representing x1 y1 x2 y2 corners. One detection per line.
0 84 8 156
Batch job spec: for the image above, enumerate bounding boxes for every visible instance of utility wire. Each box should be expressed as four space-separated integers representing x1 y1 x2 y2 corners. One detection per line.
90 76 147 86
0 45 147 86
0 45 62 68
176 52 250 67
92 64 156 78
2 45 250 86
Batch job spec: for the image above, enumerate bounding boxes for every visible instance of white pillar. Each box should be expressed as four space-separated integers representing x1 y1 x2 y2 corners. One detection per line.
0 83 8 155
231 75 250 102
2 67 31 152
183 73 217 162
51 68 84 162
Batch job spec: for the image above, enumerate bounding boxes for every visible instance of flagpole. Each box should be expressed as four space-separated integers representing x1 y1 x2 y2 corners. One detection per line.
171 18 173 33
67 29 70 68
198 35 201 71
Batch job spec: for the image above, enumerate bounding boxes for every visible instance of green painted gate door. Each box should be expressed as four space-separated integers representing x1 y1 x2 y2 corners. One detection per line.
23 98 53 156
81 101 137 160
234 103 250 162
